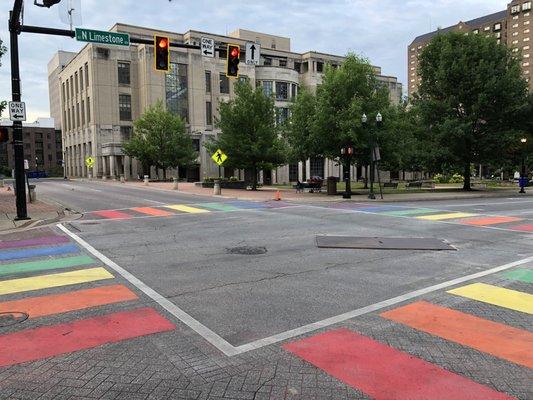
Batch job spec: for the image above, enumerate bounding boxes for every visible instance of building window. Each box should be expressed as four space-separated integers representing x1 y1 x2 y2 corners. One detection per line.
512 5 521 13
119 94 132 121
74 71 78 95
262 81 273 96
81 99 85 126
263 57 272 66
87 97 91 122
79 67 83 89
495 32 502 39
276 82 289 100
70 76 74 98
279 59 287 67
118 61 131 85
76 103 80 128
316 62 324 73
473 29 479 34
166 63 189 122
219 73 230 94
289 163 299 182
294 62 301 73
205 71 211 93
84 63 89 88
120 126 132 141
494 23 502 31
238 75 249 84
192 138 200 152
523 2 532 11
276 107 289 125
291 83 297 99
206 101 212 125
310 157 324 179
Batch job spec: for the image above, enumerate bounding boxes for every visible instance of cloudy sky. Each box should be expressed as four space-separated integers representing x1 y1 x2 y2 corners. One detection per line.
1 0 506 122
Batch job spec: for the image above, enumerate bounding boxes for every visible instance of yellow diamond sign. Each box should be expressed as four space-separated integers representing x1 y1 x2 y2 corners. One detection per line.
85 156 95 168
212 149 227 166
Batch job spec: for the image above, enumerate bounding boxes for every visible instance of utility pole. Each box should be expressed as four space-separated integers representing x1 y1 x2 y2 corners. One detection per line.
9 0 29 220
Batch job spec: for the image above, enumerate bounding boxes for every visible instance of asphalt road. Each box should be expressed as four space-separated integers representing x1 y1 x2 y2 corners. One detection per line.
36 179 533 348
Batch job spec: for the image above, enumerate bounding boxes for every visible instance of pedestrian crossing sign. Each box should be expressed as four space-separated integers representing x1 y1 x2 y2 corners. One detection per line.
212 149 227 166
85 156 95 168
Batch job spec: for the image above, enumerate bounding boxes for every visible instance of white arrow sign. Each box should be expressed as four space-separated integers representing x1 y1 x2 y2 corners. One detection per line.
245 42 261 65
9 101 26 122
201 37 214 58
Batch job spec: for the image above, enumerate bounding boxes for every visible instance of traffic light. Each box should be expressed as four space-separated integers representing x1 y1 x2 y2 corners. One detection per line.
154 35 170 72
226 44 240 78
0 127 9 143
41 0 62 7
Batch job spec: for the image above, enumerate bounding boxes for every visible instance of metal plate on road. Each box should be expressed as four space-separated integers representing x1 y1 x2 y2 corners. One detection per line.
75 28 130 46
316 236 456 251
245 42 260 65
201 37 215 58
9 101 26 122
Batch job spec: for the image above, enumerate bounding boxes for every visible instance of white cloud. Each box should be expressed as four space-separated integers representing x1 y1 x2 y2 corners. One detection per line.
0 0 507 120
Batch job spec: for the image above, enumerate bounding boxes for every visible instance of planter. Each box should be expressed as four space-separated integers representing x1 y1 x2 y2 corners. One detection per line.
201 181 248 189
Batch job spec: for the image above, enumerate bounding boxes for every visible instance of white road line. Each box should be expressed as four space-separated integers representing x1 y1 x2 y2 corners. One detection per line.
141 199 167 205
234 255 533 354
57 223 240 357
57 222 533 356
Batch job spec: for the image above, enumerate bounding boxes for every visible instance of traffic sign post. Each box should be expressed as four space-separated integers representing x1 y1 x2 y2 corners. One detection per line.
201 37 214 58
212 149 228 179
85 156 95 168
9 101 26 121
245 42 261 65
75 28 130 46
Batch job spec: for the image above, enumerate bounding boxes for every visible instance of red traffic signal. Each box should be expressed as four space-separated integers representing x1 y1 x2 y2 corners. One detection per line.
226 44 240 78
0 127 9 143
154 35 170 72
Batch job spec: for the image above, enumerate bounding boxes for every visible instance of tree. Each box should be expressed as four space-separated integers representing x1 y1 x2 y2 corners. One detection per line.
413 31 530 190
123 101 197 180
206 81 286 190
0 38 7 118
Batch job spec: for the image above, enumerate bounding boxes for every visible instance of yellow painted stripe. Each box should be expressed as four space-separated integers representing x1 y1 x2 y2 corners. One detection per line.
0 268 114 296
165 204 210 214
417 212 476 221
447 283 533 314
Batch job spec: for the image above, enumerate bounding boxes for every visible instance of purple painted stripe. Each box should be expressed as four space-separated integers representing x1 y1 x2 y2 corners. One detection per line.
0 235 70 250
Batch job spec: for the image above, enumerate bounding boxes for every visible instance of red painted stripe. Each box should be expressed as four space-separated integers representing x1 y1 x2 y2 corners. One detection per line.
509 224 533 232
0 307 174 368
131 207 173 217
92 210 133 220
460 216 522 226
283 329 513 400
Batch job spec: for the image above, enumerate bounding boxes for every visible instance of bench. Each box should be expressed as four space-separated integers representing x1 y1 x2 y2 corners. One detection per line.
406 181 422 189
383 182 399 189
294 181 323 193
407 181 435 189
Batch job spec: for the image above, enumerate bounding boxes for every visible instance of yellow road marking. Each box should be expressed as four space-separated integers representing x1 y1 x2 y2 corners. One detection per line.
447 283 533 314
0 267 114 296
165 205 211 214
417 212 476 221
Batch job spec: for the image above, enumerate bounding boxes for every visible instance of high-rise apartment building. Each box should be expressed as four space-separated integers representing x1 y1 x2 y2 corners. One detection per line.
48 24 403 183
408 0 533 96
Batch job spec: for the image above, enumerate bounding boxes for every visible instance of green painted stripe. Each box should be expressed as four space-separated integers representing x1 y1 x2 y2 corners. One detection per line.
196 203 241 212
502 269 533 284
382 208 439 216
0 255 96 277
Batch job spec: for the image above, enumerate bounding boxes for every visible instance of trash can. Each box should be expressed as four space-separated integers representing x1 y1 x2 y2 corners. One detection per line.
28 184 36 202
327 177 338 195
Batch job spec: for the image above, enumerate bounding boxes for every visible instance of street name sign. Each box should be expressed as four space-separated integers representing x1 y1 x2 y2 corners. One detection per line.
201 37 215 58
212 149 228 166
245 42 261 65
85 156 95 168
75 28 130 47
9 101 26 122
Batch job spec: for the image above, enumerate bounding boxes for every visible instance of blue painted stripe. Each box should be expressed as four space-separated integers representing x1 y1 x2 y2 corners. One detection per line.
357 206 411 213
226 201 267 209
0 244 80 261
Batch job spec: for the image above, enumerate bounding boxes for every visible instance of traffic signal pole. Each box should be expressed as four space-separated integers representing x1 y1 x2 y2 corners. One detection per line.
9 0 29 220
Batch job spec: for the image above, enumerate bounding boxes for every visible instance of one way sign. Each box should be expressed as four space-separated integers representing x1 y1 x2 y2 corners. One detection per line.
201 37 214 58
245 42 260 65
9 101 26 122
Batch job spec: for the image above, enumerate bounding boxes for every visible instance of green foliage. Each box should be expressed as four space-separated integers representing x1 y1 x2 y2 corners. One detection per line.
449 173 465 183
123 101 197 180
206 81 286 190
412 31 529 190
284 88 319 162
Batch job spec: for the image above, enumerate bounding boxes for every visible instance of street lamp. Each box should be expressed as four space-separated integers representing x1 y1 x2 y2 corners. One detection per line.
366 113 383 200
520 137 528 194
341 144 354 199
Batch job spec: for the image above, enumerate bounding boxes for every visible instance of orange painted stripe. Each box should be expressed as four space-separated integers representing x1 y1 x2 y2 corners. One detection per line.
131 207 174 217
381 301 533 368
460 216 522 226
0 284 138 319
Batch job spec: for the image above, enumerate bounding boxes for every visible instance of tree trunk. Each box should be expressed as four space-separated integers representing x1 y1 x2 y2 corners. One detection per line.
463 163 471 191
162 168 167 181
363 166 369 189
252 165 258 190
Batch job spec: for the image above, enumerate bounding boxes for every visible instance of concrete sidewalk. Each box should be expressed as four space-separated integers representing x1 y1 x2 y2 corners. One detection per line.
95 180 532 203
0 186 66 232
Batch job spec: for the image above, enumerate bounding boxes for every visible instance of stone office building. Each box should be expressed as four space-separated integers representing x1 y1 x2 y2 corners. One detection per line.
48 24 403 183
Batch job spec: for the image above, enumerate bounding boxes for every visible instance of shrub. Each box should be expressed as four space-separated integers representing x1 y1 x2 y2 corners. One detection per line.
433 173 447 184
449 173 465 183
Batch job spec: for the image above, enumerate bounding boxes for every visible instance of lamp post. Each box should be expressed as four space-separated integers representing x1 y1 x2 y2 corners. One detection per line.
341 143 354 199
364 113 383 200
520 137 528 194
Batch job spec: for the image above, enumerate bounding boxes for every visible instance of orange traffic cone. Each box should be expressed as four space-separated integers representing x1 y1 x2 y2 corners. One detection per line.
274 190 281 201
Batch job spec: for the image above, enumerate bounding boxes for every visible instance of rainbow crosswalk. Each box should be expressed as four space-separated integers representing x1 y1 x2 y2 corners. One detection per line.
284 265 533 399
0 229 175 368
84 200 293 221
328 203 533 233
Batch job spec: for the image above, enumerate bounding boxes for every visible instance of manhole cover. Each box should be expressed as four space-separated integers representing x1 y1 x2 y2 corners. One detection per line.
0 312 29 328
226 246 267 255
